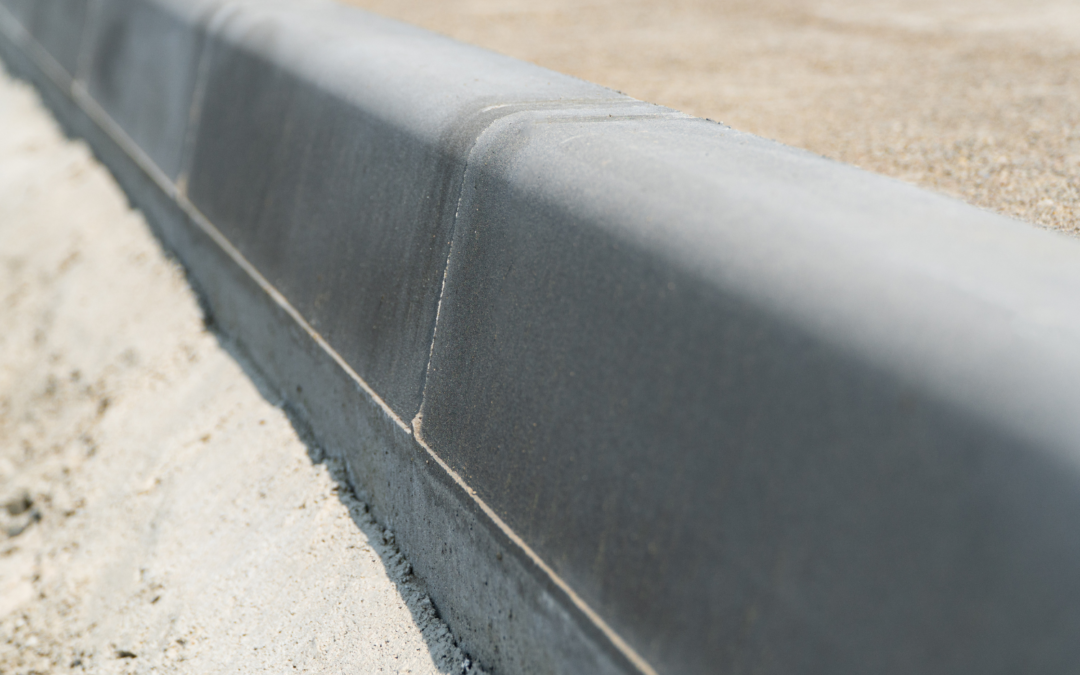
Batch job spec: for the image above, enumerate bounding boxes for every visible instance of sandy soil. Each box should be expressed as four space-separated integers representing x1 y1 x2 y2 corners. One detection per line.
343 0 1080 233
0 65 476 674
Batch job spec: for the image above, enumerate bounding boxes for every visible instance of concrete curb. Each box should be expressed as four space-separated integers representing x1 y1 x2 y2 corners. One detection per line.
4 1 1080 673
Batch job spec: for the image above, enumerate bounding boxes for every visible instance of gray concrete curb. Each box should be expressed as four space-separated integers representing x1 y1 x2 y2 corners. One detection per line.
4 1 1080 673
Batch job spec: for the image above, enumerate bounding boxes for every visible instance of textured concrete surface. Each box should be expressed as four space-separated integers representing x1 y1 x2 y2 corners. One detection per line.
82 0 217 181
0 4 645 670
186 0 625 421
0 0 87 78
0 63 476 675
343 0 1080 234
6 0 1080 673
419 108 1080 675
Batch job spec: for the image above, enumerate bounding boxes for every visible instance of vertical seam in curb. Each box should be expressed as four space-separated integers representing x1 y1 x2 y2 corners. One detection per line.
0 16 660 673
411 102 663 675
176 1 225 196
73 0 101 86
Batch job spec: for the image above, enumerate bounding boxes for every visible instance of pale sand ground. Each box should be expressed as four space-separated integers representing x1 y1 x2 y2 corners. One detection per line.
344 0 1080 233
0 66 475 674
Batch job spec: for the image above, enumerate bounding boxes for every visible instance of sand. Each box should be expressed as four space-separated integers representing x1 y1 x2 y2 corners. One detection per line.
0 65 476 674
342 0 1080 233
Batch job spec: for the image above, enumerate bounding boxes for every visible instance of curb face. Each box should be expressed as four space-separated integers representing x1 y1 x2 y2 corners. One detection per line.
80 0 218 181
185 0 631 420
5 0 88 78
423 111 1080 673
4 1 1080 673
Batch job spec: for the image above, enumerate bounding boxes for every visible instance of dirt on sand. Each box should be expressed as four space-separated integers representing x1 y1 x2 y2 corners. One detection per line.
343 0 1080 233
